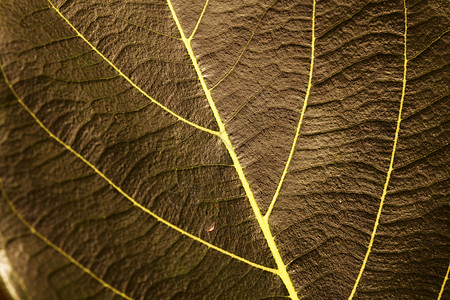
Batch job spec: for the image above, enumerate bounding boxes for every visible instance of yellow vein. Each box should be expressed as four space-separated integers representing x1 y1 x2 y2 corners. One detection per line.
264 0 316 221
45 0 218 137
209 0 276 90
189 0 209 41
0 180 133 300
409 29 449 61
166 1 299 299
438 263 450 300
348 2 408 299
0 65 277 276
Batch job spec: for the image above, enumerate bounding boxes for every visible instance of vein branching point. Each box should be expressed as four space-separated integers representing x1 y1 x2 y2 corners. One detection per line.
167 1 303 299
265 0 316 222
0 0 445 299
0 64 276 276
45 0 219 137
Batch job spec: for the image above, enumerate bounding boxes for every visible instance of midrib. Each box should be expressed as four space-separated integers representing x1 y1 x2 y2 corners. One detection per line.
166 1 299 299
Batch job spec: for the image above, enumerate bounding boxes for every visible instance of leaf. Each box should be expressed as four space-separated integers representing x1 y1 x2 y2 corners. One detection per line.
0 0 449 299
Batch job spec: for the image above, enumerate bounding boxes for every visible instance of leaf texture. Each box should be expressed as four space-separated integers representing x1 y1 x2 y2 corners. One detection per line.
0 0 449 299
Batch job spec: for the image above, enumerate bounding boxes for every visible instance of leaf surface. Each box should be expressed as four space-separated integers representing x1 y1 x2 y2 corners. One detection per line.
0 0 449 299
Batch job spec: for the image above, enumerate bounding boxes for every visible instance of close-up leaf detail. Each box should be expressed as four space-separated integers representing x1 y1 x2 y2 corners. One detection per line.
0 0 449 299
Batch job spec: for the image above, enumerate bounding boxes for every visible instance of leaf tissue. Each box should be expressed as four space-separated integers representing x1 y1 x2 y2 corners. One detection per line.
0 0 449 299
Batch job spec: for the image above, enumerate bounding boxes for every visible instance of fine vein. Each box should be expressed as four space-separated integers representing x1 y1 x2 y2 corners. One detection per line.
348 2 408 298
46 0 218 137
209 0 276 91
438 263 450 300
0 65 277 276
264 0 316 221
189 0 209 41
0 180 133 300
166 1 299 299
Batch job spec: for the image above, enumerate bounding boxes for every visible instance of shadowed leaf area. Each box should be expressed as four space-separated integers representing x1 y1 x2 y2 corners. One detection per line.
0 0 449 299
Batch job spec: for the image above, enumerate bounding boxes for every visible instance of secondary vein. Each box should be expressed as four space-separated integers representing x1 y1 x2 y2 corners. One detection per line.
0 180 134 300
348 2 408 298
46 0 218 137
189 0 209 41
438 263 450 300
0 64 277 276
264 0 316 221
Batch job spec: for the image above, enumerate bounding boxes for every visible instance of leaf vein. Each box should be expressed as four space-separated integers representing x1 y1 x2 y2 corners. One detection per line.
348 2 408 298
264 0 316 220
408 29 449 61
45 0 218 136
224 71 282 124
0 64 278 276
438 263 450 300
209 0 278 90
166 1 299 298
189 0 209 41
0 180 134 300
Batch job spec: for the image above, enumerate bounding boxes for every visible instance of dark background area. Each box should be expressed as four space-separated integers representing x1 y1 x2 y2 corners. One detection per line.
0 287 10 300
